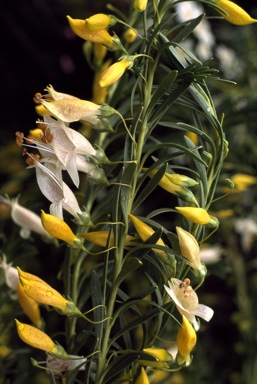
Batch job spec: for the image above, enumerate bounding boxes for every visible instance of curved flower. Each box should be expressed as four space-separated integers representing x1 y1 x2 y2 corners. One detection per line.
67 16 124 51
18 267 82 316
99 56 134 88
175 207 219 228
0 195 51 240
164 278 214 330
15 319 69 358
176 227 206 277
215 0 257 25
176 315 197 366
41 210 84 249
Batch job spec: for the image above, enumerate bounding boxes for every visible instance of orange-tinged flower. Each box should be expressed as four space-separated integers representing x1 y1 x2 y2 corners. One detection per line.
41 210 84 248
15 319 69 358
176 315 197 366
85 13 117 32
17 267 82 316
175 207 219 228
99 57 134 88
134 0 148 12
67 16 123 51
17 281 42 328
215 0 257 25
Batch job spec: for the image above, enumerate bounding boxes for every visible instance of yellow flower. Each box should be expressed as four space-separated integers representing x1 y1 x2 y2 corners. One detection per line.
230 173 257 191
175 207 219 228
135 367 149 384
41 210 83 248
17 267 82 316
129 214 169 262
134 0 148 12
123 28 137 43
146 169 198 205
35 104 52 116
139 348 173 368
99 57 134 88
85 13 117 32
79 230 137 247
176 227 206 277
93 43 108 68
176 315 197 366
15 319 69 358
92 59 112 104
17 280 42 328
67 16 123 51
215 0 257 25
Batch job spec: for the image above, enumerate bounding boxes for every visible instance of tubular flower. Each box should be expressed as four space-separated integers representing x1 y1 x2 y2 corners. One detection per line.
44 84 79 101
230 173 257 191
139 348 173 368
214 0 257 25
0 195 51 240
164 278 214 330
15 319 69 358
176 315 197 366
175 207 219 228
85 13 117 31
79 230 137 247
17 267 82 316
99 56 135 88
135 367 149 384
17 281 42 328
93 43 108 68
176 227 206 277
146 170 198 205
129 214 169 263
67 16 124 51
92 59 113 104
41 210 84 248
134 0 148 12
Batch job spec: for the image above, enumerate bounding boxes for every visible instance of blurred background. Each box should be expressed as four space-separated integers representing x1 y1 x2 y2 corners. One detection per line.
1 1 257 383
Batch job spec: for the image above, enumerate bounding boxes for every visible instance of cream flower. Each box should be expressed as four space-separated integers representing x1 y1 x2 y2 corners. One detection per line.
164 278 214 330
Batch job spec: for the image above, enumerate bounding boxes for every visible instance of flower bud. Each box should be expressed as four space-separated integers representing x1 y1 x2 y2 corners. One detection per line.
93 43 108 68
15 319 69 358
85 14 117 31
176 315 197 366
230 173 257 191
175 207 219 228
139 348 173 368
123 28 137 43
134 0 148 12
99 57 134 88
79 230 137 247
215 0 257 25
135 367 149 384
41 210 84 248
17 267 82 316
67 16 124 51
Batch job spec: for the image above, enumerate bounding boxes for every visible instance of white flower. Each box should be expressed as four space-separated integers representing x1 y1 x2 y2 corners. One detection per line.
200 245 223 264
46 353 87 377
0 195 51 239
164 278 214 330
0 255 19 298
234 217 257 252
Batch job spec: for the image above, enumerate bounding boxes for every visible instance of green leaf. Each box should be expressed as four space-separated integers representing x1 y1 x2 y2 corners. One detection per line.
113 257 143 292
91 270 104 343
103 353 140 383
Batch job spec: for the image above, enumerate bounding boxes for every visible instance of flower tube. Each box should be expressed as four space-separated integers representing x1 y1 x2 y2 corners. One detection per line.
176 315 197 366
176 207 219 228
215 0 257 25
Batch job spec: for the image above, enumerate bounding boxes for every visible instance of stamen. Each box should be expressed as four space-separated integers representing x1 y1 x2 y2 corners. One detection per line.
33 93 42 104
15 131 24 147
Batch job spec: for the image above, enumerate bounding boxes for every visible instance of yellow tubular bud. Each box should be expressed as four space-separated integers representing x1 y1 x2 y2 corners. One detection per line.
135 367 150 384
123 28 137 43
41 210 83 248
79 230 137 247
92 59 112 104
175 207 219 228
93 43 108 67
134 0 148 12
165 173 198 187
231 173 257 191
15 319 69 358
215 0 257 25
176 315 197 366
85 14 117 32
18 269 81 316
176 227 202 271
67 16 122 51
139 348 173 368
128 214 169 262
17 280 42 328
99 57 134 88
